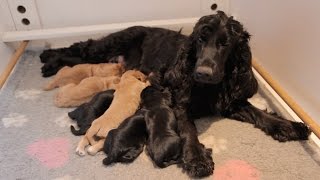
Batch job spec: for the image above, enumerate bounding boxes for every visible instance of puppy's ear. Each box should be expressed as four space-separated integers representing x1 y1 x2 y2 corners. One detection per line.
112 77 121 84
131 71 147 82
103 157 114 166
118 147 144 163
147 72 162 88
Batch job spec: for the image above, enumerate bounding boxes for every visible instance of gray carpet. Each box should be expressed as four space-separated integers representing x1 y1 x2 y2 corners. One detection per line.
1 51 320 180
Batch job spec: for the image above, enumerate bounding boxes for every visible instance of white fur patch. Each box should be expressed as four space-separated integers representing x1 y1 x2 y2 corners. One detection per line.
1 113 29 128
15 89 42 100
76 147 86 157
200 135 227 154
54 114 76 128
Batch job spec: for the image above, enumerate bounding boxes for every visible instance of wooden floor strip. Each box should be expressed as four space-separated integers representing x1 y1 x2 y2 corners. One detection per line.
0 41 29 89
252 59 320 139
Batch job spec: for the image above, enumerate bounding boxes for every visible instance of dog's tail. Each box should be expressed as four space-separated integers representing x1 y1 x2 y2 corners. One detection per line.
70 125 87 136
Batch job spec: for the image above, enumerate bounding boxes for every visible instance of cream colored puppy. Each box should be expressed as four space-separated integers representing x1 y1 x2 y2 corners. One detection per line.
76 70 150 156
54 76 120 107
44 62 124 91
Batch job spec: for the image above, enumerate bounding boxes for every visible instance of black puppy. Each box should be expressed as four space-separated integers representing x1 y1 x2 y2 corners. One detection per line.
103 109 147 165
68 89 114 136
142 86 182 168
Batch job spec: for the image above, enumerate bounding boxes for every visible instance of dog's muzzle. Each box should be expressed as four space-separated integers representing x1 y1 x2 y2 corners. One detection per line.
194 66 224 84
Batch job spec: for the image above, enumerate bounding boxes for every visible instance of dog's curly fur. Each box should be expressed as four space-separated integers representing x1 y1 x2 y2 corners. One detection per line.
40 11 310 177
68 89 115 136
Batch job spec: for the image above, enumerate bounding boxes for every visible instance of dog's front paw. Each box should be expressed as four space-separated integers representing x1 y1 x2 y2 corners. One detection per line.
76 146 86 156
87 146 99 156
265 121 311 142
41 63 61 77
40 49 58 63
181 144 214 178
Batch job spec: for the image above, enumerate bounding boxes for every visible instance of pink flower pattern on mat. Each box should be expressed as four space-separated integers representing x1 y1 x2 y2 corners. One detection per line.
27 137 70 169
213 160 260 180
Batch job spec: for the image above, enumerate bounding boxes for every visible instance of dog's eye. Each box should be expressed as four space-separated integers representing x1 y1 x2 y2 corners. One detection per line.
217 39 229 47
198 37 204 44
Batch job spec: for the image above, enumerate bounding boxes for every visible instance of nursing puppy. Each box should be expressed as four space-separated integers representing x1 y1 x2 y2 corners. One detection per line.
76 70 150 156
103 109 147 165
54 76 120 107
69 89 115 136
43 60 124 91
142 86 182 168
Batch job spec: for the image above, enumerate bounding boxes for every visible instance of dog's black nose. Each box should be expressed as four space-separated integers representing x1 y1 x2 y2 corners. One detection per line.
194 66 213 81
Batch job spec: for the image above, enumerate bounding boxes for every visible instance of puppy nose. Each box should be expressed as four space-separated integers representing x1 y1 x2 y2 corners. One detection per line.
195 66 213 80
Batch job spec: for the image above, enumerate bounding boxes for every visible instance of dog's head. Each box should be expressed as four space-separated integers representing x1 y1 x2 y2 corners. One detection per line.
141 86 172 107
121 70 148 82
191 11 251 84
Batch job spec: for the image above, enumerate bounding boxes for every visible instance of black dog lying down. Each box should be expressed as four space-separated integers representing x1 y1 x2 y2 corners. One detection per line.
68 89 115 135
103 86 181 167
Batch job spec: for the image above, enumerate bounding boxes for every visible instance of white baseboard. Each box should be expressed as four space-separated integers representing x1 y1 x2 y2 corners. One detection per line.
2 17 199 42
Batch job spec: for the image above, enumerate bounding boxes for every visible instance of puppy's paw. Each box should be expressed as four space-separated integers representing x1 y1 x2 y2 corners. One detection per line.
181 144 214 178
87 146 99 156
40 49 58 63
54 93 63 107
41 62 61 77
76 147 86 156
264 120 311 142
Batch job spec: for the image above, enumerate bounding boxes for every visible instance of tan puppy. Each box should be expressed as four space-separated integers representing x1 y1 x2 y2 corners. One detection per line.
76 70 150 156
44 62 124 91
54 76 120 107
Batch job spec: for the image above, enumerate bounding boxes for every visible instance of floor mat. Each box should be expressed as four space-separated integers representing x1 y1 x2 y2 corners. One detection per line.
1 51 320 180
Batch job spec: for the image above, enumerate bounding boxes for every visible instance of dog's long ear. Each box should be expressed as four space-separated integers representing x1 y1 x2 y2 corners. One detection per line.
226 28 258 100
164 41 194 87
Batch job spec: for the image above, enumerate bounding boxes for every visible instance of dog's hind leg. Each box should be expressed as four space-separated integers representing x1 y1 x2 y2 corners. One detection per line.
85 121 102 145
40 26 147 77
223 100 311 142
87 139 105 155
43 66 72 90
76 136 89 156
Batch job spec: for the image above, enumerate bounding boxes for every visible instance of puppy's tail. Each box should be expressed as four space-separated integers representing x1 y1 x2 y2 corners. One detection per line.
70 125 87 136
68 111 78 120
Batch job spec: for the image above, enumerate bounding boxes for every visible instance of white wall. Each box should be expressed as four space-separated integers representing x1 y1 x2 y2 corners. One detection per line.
229 0 320 123
35 0 204 28
0 0 15 73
